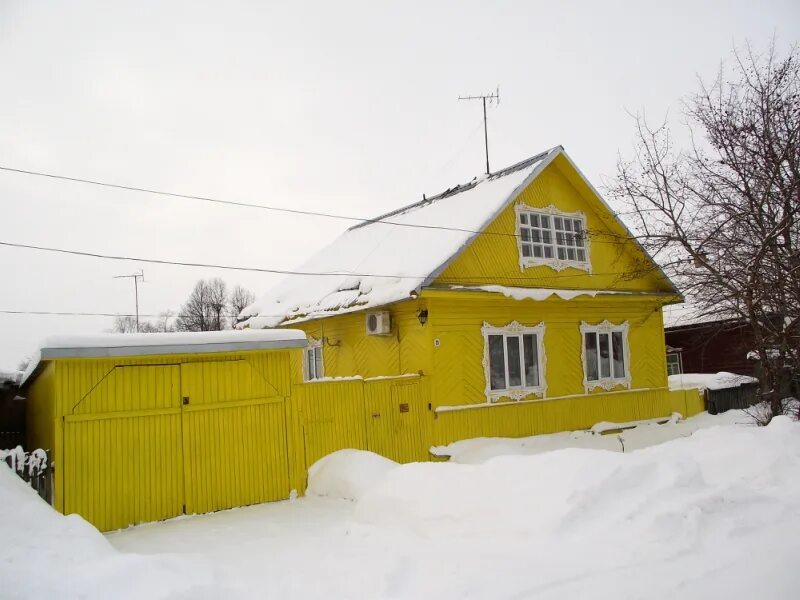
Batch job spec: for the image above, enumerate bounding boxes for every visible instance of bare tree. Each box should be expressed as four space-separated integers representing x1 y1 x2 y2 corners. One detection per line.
176 278 229 331
229 285 255 318
608 42 800 420
112 315 158 333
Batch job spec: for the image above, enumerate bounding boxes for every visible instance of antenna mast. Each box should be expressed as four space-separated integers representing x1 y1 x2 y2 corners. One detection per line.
458 86 500 175
113 270 145 332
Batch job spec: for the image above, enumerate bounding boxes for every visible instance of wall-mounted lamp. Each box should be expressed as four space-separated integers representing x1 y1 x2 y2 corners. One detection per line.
417 309 429 326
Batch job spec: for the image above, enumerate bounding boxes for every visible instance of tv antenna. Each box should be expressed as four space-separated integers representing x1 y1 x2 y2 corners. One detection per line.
113 270 144 332
458 86 500 175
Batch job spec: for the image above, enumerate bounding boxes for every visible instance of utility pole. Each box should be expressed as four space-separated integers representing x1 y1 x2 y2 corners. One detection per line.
458 87 500 175
114 270 144 332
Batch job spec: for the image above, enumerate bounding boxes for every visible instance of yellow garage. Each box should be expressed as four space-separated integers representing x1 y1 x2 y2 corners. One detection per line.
23 329 307 532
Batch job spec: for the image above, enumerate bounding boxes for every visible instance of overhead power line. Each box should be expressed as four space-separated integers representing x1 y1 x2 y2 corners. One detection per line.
0 163 641 245
0 238 655 282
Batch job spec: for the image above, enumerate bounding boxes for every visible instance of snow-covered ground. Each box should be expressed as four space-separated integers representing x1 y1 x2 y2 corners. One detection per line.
3 410 799 599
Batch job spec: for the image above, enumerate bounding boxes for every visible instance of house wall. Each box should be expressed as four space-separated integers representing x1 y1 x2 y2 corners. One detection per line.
435 156 673 293
665 323 757 376
425 292 668 408
25 361 57 457
289 298 432 379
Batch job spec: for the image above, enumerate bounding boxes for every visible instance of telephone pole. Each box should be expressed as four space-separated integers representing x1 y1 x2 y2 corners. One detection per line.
114 270 144 332
458 87 500 175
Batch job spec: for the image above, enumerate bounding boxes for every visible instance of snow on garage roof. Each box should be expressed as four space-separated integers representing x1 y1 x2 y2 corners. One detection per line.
240 147 560 328
21 329 307 385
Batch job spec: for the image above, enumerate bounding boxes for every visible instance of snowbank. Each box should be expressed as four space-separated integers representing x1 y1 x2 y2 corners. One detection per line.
103 414 799 599
669 371 758 391
307 449 398 501
0 465 228 599
352 417 800 598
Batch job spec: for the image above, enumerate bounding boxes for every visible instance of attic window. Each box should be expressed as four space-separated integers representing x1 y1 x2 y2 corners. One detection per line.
516 204 590 271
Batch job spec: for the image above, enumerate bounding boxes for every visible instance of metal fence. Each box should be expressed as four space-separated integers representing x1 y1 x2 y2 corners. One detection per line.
705 383 760 415
2 446 51 503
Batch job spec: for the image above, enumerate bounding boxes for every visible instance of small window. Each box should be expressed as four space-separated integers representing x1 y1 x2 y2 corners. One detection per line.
516 205 589 271
666 352 682 376
482 322 546 401
304 338 324 381
581 321 630 392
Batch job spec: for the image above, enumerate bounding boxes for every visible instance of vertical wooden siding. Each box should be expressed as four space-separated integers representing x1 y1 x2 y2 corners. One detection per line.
51 351 297 531
432 387 701 446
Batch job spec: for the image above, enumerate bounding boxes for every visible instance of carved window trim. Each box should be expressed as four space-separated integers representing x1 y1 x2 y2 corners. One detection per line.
481 321 547 402
580 320 631 392
515 203 591 272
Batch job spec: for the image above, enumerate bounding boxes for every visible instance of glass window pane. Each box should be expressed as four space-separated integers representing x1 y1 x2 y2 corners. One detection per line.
556 231 565 245
557 247 565 260
567 247 576 260
554 217 563 229
520 213 528 224
599 333 611 378
585 333 598 381
314 347 324 379
541 215 550 228
522 244 532 257
531 229 541 243
489 335 506 390
612 331 625 378
531 214 539 227
523 334 539 387
521 228 530 241
306 349 316 379
506 336 522 387
533 245 542 257
577 249 586 262
544 246 553 258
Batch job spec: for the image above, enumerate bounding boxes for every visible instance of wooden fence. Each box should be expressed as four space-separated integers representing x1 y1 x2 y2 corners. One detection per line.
705 383 760 414
2 446 51 503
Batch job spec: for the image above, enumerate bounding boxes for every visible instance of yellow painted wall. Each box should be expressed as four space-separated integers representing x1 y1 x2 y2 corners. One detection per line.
289 299 432 380
426 292 668 408
26 348 303 532
435 156 674 293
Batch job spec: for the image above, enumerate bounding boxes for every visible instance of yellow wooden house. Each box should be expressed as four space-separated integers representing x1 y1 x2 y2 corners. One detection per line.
242 145 704 453
22 146 704 532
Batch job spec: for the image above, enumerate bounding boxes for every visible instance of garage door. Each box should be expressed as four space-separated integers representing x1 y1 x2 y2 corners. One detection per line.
62 360 291 531
179 360 290 514
62 365 185 532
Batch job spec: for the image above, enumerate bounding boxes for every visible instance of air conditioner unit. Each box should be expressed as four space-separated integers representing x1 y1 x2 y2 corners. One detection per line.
365 311 392 335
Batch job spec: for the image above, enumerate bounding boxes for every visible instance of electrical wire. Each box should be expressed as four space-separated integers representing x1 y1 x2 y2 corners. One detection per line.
0 164 643 244
0 239 660 282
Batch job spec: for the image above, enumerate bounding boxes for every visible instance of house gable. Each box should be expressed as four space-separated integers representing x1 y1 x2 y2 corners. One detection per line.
432 153 675 293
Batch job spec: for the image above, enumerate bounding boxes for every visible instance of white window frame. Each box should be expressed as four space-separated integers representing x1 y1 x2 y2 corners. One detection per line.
666 352 683 376
580 320 631 392
303 337 324 381
515 203 591 272
481 321 547 402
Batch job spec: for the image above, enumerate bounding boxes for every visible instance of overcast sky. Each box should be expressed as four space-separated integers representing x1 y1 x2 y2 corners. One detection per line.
1 0 798 369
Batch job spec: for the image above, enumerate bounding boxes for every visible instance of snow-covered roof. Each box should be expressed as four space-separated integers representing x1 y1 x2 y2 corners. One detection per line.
242 147 564 328
663 303 740 329
668 372 758 392
241 145 677 328
0 369 22 388
21 329 307 386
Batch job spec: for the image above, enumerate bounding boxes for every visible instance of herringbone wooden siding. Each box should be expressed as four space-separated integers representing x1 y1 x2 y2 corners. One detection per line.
435 156 674 293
